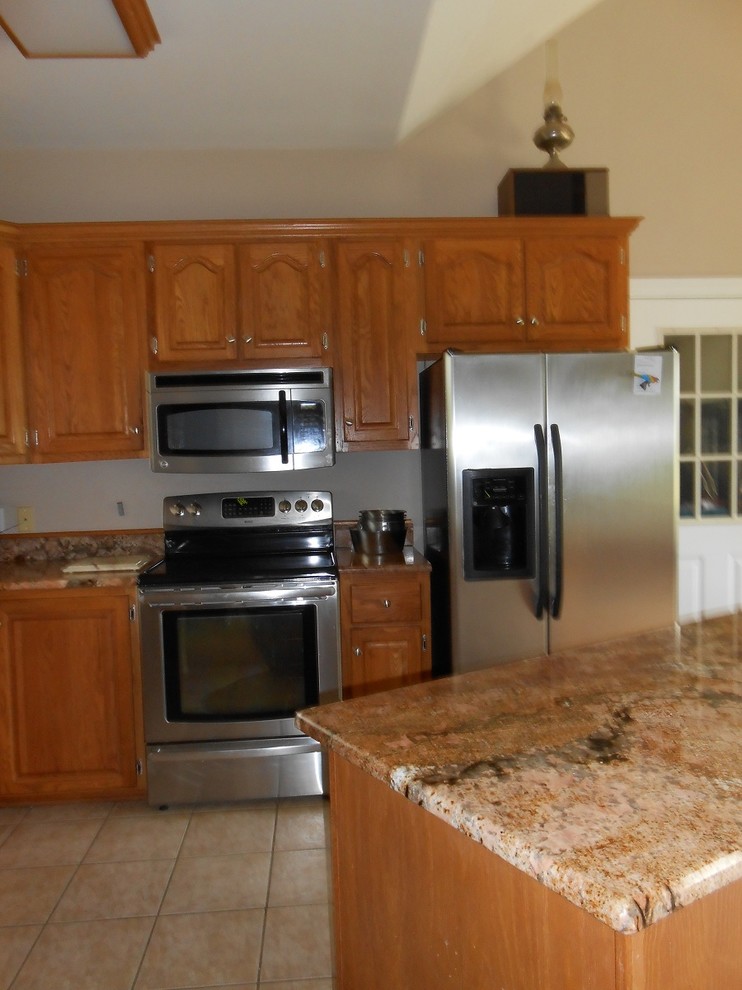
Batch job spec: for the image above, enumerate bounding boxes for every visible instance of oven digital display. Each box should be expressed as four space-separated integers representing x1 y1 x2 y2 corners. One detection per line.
221 496 276 519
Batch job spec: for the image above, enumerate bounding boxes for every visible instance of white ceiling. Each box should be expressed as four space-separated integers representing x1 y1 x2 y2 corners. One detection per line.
0 0 603 152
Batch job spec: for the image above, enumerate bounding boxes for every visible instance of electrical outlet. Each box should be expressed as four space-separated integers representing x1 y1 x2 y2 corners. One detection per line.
18 506 34 532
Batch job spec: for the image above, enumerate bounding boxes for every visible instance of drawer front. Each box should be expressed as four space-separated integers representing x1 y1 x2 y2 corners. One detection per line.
349 578 423 624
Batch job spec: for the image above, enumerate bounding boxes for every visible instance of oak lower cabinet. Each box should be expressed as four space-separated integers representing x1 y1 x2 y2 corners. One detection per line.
421 218 638 353
0 588 145 801
335 239 421 449
329 755 741 990
21 241 146 461
0 229 27 463
148 239 332 365
339 566 431 699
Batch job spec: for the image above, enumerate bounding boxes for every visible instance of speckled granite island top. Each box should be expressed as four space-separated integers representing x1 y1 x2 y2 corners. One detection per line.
297 613 741 934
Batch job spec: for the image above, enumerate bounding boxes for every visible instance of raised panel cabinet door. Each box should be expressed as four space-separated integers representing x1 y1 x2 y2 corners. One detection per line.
343 625 424 700
0 240 27 462
149 243 238 363
238 240 330 360
336 239 418 448
524 236 627 347
0 592 139 799
422 238 527 349
23 242 145 460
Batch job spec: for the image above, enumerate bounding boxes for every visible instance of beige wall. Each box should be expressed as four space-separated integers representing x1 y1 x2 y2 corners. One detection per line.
0 0 737 277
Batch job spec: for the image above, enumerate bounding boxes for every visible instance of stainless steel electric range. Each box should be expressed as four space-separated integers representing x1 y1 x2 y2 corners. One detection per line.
137 490 339 806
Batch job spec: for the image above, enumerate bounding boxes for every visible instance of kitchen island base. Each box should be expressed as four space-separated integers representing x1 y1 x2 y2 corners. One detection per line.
329 753 741 990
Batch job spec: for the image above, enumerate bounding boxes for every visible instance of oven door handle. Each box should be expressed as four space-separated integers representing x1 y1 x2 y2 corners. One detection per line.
278 390 290 464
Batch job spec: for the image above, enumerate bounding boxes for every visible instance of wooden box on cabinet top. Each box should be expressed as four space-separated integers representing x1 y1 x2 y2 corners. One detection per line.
339 566 431 699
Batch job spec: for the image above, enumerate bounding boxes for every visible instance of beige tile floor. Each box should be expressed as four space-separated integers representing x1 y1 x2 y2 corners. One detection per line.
0 797 335 990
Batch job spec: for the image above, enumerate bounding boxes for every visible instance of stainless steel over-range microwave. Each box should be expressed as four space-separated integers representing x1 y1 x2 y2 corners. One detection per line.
146 367 335 473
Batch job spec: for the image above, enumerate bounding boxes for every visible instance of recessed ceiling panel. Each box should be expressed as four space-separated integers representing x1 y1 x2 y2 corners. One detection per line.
0 0 158 57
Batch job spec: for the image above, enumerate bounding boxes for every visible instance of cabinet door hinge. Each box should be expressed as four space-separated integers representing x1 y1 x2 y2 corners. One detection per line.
409 415 415 436
135 759 143 776
15 257 28 277
403 249 410 268
418 249 425 267
150 336 158 355
422 633 428 652
147 254 156 273
129 604 136 621
321 331 329 351
620 314 627 334
419 318 427 336
619 247 626 266
319 250 327 268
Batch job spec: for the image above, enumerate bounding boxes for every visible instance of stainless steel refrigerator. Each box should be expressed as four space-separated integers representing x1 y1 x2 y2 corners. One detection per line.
420 349 678 675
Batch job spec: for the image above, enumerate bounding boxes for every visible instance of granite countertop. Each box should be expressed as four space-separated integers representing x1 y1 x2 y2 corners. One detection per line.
0 532 163 592
297 613 742 934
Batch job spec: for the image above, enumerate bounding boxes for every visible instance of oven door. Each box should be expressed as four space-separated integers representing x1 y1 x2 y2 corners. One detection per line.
139 579 340 745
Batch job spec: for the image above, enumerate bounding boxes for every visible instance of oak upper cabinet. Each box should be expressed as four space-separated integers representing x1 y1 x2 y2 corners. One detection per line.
148 242 238 364
422 237 526 349
238 240 332 361
22 241 146 461
148 239 332 365
421 219 637 353
340 567 431 699
523 235 628 347
335 239 421 449
0 589 144 800
0 230 27 463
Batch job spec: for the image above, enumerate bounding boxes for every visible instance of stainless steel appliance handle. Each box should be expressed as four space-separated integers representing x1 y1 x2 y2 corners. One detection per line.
550 423 564 619
278 390 290 464
534 424 548 619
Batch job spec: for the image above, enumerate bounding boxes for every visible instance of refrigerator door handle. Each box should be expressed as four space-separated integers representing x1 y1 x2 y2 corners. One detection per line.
534 424 549 619
550 423 564 619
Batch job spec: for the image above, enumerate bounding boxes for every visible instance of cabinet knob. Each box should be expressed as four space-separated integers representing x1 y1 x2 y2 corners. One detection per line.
243 336 253 345
383 599 391 608
345 419 353 427
354 647 362 657
226 336 236 344
530 316 539 326
515 317 525 326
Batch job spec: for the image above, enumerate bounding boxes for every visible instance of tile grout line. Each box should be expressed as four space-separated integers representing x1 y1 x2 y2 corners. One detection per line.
126 802 195 990
254 801 279 990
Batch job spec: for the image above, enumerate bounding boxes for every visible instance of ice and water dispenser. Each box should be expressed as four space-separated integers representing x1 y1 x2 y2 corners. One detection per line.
462 469 535 580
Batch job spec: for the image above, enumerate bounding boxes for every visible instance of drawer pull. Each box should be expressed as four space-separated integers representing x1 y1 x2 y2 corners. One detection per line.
383 599 391 608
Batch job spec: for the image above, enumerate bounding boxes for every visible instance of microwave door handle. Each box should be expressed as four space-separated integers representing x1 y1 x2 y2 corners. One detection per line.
278 390 290 464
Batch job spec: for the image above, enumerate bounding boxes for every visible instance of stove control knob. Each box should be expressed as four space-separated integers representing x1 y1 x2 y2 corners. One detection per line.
169 502 186 517
311 498 324 513
295 499 308 513
278 499 292 514
186 502 202 517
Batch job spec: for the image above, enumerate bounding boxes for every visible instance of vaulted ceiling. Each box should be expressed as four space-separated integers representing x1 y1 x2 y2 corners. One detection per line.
0 0 603 151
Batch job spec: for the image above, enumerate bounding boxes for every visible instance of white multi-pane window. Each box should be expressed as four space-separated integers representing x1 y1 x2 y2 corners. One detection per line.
663 331 742 520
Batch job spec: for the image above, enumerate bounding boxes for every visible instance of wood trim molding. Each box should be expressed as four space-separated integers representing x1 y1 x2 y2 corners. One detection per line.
111 0 160 57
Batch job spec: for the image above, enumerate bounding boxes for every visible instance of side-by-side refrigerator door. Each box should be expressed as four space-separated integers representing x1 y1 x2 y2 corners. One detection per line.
446 351 548 672
545 350 677 655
